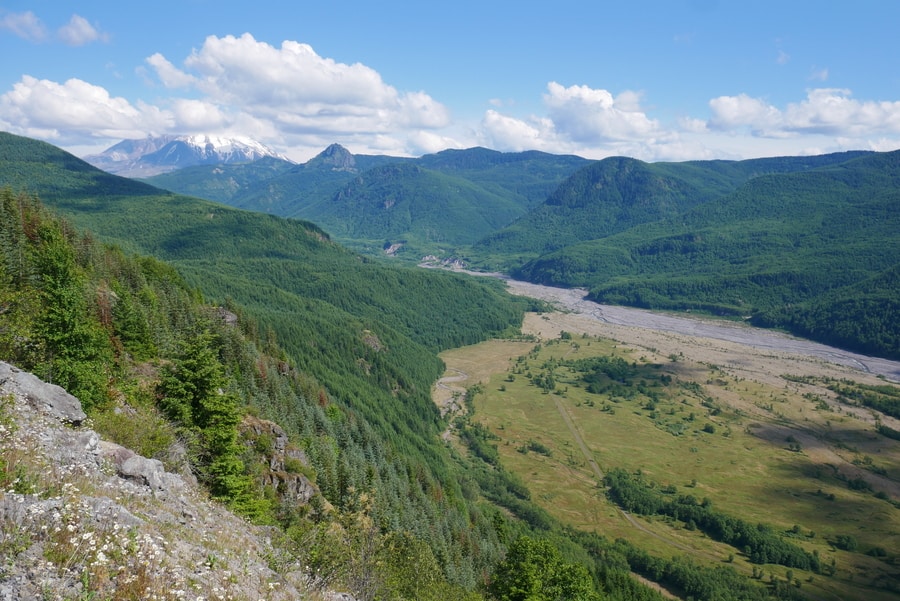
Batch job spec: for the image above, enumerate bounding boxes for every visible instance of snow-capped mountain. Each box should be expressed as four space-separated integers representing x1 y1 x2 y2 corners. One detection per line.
84 134 292 177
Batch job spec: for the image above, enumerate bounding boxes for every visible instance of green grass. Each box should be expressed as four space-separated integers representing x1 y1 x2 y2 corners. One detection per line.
446 329 900 601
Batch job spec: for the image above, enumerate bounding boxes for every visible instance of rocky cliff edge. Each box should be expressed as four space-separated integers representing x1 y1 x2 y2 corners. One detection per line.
0 361 349 601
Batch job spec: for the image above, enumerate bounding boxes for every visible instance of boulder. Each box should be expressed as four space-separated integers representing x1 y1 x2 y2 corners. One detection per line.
0 361 86 424
101 442 182 494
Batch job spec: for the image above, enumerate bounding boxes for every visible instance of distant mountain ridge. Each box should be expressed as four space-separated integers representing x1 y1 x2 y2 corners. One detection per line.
85 134 292 177
141 143 590 257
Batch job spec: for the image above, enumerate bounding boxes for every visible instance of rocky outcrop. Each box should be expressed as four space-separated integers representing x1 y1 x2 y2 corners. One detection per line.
241 415 319 505
0 362 86 424
0 362 314 600
100 442 184 494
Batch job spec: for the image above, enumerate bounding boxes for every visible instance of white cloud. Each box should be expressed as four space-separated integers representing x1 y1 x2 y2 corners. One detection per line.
679 116 709 133
0 11 47 42
138 33 452 156
708 93 783 134
480 110 557 152
708 88 900 138
57 14 107 46
170 99 228 131
543 82 661 142
0 75 171 141
394 91 451 129
479 83 683 160
406 130 465 155
146 53 197 88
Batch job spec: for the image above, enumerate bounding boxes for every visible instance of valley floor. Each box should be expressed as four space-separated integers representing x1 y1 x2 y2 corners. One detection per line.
434 278 900 601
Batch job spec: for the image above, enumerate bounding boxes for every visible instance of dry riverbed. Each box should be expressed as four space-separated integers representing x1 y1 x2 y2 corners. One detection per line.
504 279 900 384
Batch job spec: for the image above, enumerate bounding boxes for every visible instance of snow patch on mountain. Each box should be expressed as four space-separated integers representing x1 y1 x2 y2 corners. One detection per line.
84 134 293 177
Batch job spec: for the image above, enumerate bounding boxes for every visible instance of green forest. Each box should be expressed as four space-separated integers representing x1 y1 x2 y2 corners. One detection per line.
145 139 899 360
2 130 898 600
496 151 900 359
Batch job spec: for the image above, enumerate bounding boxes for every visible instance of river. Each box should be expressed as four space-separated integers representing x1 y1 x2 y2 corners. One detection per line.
500 278 900 382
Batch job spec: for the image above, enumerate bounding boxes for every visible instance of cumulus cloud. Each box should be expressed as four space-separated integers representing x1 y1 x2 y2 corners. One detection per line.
0 10 47 42
57 14 107 46
138 33 452 155
543 82 661 142
146 53 197 88
0 75 170 141
480 110 557 152
406 130 465 155
708 93 783 134
709 88 900 138
479 82 683 160
169 99 228 131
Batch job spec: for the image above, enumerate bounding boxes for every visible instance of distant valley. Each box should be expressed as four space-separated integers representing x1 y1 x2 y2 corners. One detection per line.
1 130 899 600
136 137 899 362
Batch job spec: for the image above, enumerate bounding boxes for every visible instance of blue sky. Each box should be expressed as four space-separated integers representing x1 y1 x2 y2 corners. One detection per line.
2 1 899 162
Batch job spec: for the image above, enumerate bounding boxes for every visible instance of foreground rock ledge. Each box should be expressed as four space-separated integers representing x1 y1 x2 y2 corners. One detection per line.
0 361 360 600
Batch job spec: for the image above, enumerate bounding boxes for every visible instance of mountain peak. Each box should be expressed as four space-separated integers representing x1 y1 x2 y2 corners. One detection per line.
84 134 292 177
308 143 356 171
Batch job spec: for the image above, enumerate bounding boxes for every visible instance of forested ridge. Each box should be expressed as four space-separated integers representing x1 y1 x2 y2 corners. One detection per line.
0 131 827 599
142 143 588 259
496 150 900 359
136 137 900 359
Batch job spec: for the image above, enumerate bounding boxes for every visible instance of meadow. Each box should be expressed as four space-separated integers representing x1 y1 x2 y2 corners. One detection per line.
438 311 900 601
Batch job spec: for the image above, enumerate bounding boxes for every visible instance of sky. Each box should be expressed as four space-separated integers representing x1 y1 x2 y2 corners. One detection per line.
2 1 900 163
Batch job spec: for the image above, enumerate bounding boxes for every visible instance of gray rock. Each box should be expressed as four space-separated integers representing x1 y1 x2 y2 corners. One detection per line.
0 361 86 425
102 442 182 494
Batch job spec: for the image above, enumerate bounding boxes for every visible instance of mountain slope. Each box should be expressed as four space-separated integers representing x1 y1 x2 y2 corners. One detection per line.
472 151 872 265
142 142 401 215
137 155 296 204
0 187 506 599
141 144 589 257
511 150 900 358
0 134 527 493
85 134 291 177
305 162 529 247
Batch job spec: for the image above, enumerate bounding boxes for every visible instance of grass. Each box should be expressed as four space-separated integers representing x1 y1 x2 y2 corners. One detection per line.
439 314 900 601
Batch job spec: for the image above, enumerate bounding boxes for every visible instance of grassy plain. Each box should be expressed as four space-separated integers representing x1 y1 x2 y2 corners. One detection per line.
436 311 900 601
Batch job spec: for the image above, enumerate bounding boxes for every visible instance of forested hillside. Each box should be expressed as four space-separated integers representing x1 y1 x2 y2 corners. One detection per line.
1 131 853 599
143 143 588 258
0 132 532 592
472 151 871 264
0 186 505 597
486 150 899 359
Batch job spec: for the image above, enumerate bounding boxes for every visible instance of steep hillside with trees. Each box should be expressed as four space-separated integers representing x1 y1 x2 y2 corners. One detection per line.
142 144 588 258
472 151 872 266
503 150 900 359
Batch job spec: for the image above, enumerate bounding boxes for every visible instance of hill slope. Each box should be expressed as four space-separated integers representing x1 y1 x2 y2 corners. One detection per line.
0 131 538 588
508 150 900 358
472 151 872 264
142 144 588 258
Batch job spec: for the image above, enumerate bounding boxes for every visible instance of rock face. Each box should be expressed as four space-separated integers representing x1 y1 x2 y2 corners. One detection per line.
0 362 318 600
0 362 86 424
241 415 318 505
